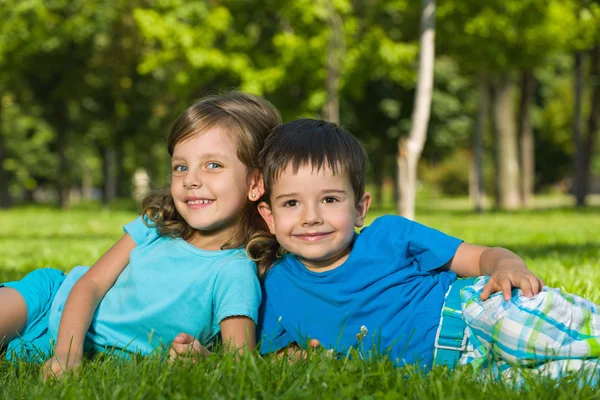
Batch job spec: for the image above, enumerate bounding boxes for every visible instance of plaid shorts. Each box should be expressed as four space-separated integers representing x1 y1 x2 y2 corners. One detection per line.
457 276 600 383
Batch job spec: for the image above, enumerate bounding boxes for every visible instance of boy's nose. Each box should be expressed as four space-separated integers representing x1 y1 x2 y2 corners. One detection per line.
301 204 323 226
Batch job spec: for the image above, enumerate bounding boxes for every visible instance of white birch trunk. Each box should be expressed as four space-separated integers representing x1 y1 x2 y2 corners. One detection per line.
397 0 436 220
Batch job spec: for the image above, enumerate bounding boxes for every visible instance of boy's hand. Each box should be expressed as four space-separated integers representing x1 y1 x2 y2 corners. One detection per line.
40 353 82 381
480 261 544 301
169 332 211 362
277 339 321 362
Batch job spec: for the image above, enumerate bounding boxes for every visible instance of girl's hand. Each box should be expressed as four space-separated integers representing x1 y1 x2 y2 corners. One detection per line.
169 332 211 362
480 261 544 301
40 353 82 381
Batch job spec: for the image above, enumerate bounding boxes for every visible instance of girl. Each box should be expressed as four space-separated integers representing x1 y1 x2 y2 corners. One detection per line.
0 92 281 379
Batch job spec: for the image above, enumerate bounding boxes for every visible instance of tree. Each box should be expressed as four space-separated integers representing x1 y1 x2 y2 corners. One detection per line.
396 0 435 220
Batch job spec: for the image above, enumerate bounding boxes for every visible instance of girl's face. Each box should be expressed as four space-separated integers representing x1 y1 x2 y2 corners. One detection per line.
170 127 256 249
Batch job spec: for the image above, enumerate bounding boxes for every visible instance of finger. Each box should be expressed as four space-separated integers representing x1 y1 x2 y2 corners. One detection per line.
529 276 541 296
171 343 192 355
500 279 513 301
308 339 321 348
174 332 196 344
191 341 210 357
519 277 533 298
479 280 496 301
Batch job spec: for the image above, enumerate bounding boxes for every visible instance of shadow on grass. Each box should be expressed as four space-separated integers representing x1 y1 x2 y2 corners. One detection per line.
485 242 600 261
0 233 120 241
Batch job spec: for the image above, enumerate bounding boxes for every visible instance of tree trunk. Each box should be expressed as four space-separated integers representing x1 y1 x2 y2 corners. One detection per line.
56 104 69 209
582 44 600 206
491 76 521 210
518 69 536 208
396 0 435 220
0 98 10 209
373 144 384 209
323 1 344 124
82 165 93 200
102 146 117 204
470 76 488 213
573 51 585 207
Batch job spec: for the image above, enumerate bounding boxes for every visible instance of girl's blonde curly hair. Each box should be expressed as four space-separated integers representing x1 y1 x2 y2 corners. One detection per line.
141 92 281 250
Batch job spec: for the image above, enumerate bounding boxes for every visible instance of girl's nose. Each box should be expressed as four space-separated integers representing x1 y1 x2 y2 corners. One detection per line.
183 171 202 189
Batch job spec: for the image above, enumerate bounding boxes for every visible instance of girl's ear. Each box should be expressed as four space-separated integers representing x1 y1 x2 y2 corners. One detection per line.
257 201 276 234
247 171 265 202
354 192 372 228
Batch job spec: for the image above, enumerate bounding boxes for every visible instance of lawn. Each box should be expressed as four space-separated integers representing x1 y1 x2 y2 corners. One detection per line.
1 199 599 399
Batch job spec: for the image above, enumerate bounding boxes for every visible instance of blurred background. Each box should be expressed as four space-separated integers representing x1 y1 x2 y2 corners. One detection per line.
1 0 599 217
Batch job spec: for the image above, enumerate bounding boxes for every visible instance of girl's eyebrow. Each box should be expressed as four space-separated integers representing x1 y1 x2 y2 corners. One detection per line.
171 152 231 161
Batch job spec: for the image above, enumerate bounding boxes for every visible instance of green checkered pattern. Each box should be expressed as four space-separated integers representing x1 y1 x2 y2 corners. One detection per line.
457 276 600 383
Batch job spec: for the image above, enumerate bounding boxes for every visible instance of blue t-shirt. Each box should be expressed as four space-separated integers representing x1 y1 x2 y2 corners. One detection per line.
47 216 261 355
257 215 462 369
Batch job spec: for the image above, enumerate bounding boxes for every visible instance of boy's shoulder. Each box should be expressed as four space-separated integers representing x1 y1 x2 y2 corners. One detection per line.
359 214 412 235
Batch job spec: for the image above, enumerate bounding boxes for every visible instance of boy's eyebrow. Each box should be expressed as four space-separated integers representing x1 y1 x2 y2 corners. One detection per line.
274 189 347 201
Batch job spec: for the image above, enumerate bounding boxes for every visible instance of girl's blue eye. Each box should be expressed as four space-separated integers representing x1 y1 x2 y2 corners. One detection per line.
207 162 222 169
283 200 299 207
173 165 187 172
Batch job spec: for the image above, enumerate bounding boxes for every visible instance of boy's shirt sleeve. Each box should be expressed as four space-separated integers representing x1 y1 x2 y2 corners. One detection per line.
123 215 159 245
213 258 261 324
381 215 463 272
257 285 295 355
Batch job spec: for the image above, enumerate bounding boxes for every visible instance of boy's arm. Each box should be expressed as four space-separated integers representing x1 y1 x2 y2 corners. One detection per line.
42 234 135 380
447 243 544 301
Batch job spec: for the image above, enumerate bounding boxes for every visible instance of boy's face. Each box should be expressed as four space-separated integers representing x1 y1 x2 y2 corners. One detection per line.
258 164 371 271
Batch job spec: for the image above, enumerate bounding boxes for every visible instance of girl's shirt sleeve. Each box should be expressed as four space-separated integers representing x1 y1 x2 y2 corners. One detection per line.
213 258 261 324
381 215 463 272
123 216 159 245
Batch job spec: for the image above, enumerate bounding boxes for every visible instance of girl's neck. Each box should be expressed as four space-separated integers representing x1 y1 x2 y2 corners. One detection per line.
185 228 235 251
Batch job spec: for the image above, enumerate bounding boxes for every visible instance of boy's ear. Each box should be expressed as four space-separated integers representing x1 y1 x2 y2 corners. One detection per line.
354 192 372 228
257 201 276 234
248 171 265 202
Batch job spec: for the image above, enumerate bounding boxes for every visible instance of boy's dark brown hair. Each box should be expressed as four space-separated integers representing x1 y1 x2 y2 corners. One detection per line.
248 118 368 276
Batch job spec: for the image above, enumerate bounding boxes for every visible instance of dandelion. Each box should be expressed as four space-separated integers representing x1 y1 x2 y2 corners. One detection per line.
356 325 368 342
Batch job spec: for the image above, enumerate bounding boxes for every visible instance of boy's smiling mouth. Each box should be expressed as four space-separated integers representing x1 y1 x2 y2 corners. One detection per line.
292 232 334 242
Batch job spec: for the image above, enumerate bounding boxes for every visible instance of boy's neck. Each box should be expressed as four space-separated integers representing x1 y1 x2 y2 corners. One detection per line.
298 244 353 273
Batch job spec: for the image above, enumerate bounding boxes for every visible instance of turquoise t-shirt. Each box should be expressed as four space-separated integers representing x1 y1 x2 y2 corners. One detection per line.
47 217 261 355
258 215 462 369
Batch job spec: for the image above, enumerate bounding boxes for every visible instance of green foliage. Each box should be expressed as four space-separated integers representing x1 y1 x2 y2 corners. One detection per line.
1 0 599 207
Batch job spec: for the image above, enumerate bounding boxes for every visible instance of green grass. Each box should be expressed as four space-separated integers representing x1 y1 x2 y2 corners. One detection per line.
1 197 600 399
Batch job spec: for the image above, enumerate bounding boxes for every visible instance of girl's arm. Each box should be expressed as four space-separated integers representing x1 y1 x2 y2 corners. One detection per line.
168 316 255 361
220 316 256 354
42 233 135 380
446 242 544 301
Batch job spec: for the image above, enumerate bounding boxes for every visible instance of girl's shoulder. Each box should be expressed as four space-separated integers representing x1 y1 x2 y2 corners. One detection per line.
123 215 161 246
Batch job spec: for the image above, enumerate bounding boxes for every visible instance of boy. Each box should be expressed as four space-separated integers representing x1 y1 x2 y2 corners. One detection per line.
253 119 598 378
